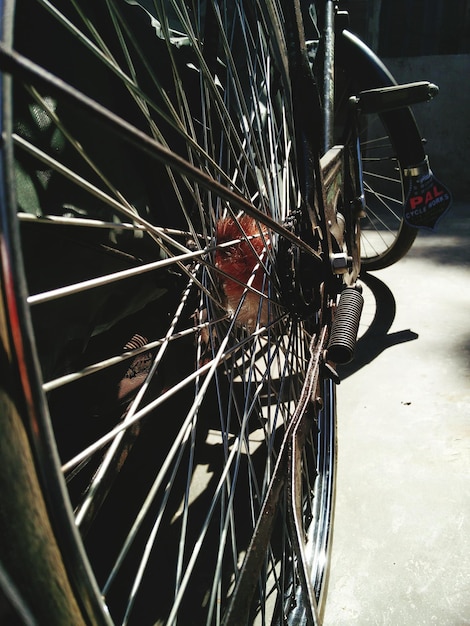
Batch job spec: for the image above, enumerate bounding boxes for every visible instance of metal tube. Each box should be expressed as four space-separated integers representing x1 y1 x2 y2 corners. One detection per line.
323 0 335 153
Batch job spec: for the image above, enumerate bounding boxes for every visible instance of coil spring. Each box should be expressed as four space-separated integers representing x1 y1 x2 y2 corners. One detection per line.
327 287 364 364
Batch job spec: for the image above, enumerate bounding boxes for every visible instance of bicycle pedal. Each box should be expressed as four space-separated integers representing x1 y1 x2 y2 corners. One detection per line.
350 81 439 114
326 287 364 364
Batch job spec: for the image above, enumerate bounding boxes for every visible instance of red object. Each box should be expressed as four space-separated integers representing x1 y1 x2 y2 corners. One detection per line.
215 215 270 329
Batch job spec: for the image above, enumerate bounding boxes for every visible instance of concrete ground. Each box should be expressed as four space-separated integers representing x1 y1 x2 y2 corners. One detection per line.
323 200 470 625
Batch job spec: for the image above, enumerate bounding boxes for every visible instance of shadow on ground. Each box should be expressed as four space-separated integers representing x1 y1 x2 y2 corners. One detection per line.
405 199 470 266
339 272 418 381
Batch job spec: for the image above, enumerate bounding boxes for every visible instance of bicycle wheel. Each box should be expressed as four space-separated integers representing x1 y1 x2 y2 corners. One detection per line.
353 110 418 270
0 1 336 624
335 30 426 270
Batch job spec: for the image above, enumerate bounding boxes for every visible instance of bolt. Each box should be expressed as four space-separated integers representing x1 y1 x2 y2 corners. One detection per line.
330 252 352 274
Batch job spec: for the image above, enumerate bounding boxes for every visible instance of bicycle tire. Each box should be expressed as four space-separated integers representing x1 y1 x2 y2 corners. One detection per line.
0 1 337 624
335 30 426 270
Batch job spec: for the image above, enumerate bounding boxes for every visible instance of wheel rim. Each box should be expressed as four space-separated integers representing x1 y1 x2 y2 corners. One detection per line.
358 112 413 266
3 1 334 624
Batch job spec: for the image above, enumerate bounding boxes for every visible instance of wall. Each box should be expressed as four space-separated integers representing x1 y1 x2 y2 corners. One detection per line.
384 54 470 200
347 0 470 201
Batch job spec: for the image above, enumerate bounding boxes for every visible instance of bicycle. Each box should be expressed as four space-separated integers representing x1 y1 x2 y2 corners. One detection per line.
0 1 451 625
